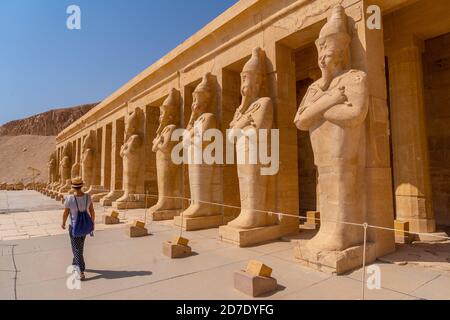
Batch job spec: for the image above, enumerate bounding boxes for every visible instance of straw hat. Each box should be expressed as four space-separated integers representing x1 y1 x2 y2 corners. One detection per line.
71 177 84 189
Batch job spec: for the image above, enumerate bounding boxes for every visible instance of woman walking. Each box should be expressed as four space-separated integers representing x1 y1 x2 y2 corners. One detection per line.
61 177 95 280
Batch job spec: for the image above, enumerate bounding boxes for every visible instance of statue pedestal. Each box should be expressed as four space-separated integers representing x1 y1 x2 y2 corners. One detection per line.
86 185 108 197
151 209 181 221
293 240 377 275
113 200 145 210
218 224 281 247
100 190 124 206
102 215 120 225
173 214 228 231
91 192 109 203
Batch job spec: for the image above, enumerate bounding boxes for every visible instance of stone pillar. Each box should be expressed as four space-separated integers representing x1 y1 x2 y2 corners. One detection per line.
100 118 125 206
386 34 435 233
217 68 241 220
87 127 109 197
89 124 112 202
272 43 300 236
101 124 112 190
71 138 81 179
144 106 159 203
355 1 396 256
94 127 102 186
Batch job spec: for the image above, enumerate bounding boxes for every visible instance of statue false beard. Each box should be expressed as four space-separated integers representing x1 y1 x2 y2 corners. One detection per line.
241 94 259 113
187 106 205 130
320 64 345 91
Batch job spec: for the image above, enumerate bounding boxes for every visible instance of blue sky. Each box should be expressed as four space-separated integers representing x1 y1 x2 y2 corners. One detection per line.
0 0 238 125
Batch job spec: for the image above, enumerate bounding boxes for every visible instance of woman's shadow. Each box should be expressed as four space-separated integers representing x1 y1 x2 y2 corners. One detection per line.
84 269 152 281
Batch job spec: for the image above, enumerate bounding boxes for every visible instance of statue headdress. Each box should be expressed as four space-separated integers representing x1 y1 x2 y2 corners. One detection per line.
315 5 351 70
316 5 351 50
160 88 181 127
242 47 266 76
193 72 215 94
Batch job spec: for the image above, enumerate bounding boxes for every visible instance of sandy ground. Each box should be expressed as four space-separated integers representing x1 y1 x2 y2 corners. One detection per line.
0 135 55 184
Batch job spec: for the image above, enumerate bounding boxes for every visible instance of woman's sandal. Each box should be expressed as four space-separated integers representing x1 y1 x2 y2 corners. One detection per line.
80 272 86 281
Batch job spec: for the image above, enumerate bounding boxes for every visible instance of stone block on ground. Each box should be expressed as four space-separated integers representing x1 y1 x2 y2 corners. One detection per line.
162 241 192 258
171 235 189 246
234 271 278 297
246 260 272 277
133 220 146 229
127 226 149 238
102 215 120 225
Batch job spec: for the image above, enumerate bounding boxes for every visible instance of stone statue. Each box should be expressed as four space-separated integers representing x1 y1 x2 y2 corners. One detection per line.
81 130 96 190
181 72 219 218
58 142 72 193
226 47 275 229
47 152 57 185
115 107 144 204
149 88 182 219
71 162 81 180
294 5 369 253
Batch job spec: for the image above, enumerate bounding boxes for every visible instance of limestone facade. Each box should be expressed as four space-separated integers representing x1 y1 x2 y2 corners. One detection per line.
50 0 450 272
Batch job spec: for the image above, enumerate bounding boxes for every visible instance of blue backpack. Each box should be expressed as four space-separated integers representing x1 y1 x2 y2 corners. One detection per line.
71 194 94 237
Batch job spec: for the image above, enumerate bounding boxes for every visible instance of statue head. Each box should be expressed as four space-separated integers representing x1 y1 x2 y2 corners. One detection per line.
126 107 144 138
192 72 216 116
241 47 265 99
62 142 71 159
82 130 96 152
48 152 56 168
159 88 180 127
315 5 351 89
71 162 81 178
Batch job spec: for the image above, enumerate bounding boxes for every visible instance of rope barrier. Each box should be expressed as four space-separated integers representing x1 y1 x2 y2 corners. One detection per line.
121 192 450 242
38 187 450 300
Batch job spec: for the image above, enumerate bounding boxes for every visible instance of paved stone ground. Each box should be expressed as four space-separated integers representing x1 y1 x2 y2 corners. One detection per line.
0 191 449 300
0 190 130 241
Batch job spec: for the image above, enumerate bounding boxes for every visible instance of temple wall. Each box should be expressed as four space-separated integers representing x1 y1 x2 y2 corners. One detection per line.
53 0 432 240
384 0 450 231
423 32 450 226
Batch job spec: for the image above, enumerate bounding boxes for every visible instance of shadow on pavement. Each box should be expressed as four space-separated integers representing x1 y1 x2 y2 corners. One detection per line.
84 269 152 281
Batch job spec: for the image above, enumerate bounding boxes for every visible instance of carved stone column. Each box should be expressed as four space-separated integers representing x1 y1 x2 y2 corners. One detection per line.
86 127 109 197
386 34 435 233
91 124 112 202
100 118 125 206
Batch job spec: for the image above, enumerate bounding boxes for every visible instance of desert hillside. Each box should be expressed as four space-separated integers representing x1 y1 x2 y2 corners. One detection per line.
0 103 99 184
0 135 56 184
0 103 97 136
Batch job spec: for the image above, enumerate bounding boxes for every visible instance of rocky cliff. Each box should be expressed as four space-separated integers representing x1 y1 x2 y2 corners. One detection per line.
0 103 98 184
0 103 98 136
